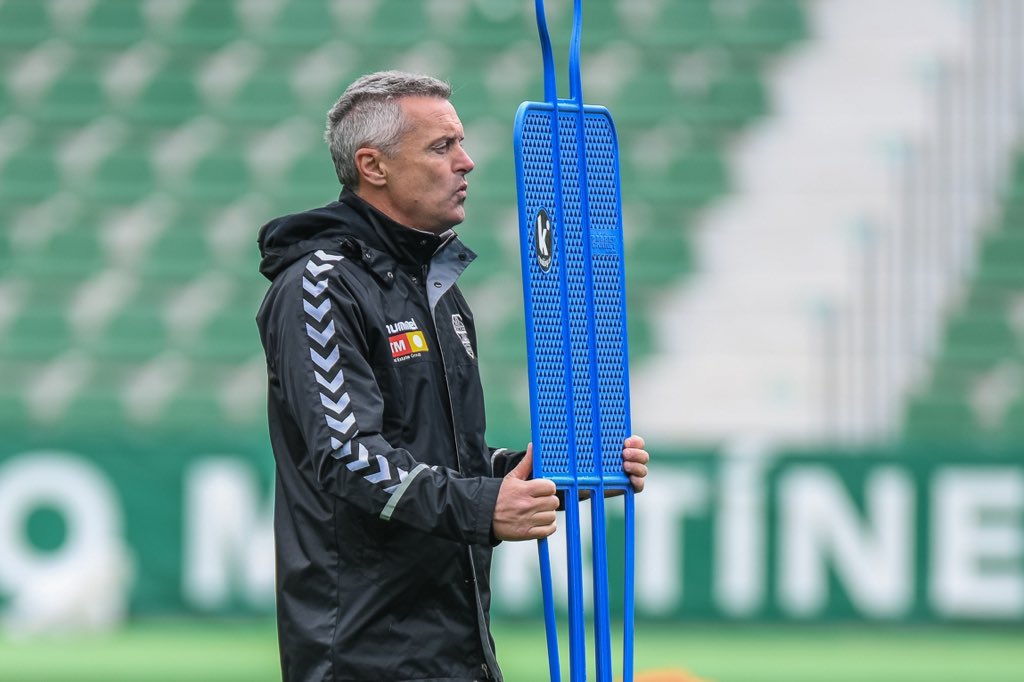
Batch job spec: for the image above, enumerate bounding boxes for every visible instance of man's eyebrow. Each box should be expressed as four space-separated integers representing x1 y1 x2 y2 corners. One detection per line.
429 133 464 146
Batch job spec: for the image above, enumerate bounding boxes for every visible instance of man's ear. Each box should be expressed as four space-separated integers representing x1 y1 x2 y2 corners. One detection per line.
355 147 387 188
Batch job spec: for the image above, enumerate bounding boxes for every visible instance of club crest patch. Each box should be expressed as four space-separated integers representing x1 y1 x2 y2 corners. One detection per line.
451 314 475 359
387 318 429 362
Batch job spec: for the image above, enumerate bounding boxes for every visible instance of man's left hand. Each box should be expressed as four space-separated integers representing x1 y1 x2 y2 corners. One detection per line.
622 435 649 493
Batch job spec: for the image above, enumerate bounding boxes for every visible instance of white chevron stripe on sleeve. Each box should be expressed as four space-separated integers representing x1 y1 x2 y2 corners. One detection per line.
329 438 353 459
314 250 344 262
326 412 356 436
315 370 344 393
302 277 328 297
364 455 392 484
320 392 351 414
306 260 333 277
346 458 370 471
306 320 336 347
310 345 340 371
303 298 331 323
345 443 371 471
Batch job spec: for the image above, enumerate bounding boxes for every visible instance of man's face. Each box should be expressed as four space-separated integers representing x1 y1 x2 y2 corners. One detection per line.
379 96 474 234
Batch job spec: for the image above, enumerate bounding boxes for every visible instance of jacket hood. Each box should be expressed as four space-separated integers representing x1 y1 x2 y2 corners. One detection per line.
257 189 452 281
257 198 355 281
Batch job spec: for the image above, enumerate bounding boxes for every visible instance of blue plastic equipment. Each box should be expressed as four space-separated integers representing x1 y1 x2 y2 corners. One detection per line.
513 1 634 680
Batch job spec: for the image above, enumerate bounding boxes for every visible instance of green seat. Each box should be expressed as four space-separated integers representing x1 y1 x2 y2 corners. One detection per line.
272 148 342 205
715 0 808 51
480 367 531 445
0 79 12 117
647 0 717 49
903 394 977 442
1004 396 1024 440
151 2 242 46
613 59 681 124
176 147 252 202
145 226 216 280
161 375 227 427
198 310 263 363
72 0 148 47
246 1 335 47
975 230 1024 286
942 312 1020 366
84 146 156 202
3 304 74 360
705 68 769 124
455 1 531 48
29 63 108 124
999 198 1024 227
20 220 107 279
216 71 296 123
93 287 171 362
0 0 51 47
58 362 131 429
0 147 60 202
628 143 729 205
625 206 693 289
119 61 203 124
361 1 432 47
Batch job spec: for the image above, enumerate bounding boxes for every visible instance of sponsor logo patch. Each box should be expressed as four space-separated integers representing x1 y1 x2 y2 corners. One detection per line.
389 329 429 361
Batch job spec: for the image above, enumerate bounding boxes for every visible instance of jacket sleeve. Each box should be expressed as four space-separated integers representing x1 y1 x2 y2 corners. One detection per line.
489 448 526 477
270 250 501 546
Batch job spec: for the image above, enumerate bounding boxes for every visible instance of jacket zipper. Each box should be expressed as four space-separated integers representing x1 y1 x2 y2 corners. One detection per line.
423 265 501 682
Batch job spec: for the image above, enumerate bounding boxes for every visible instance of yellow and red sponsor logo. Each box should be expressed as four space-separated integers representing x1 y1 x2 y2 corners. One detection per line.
389 330 429 359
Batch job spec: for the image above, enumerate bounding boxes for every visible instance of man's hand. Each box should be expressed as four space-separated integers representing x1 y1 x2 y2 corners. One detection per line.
622 434 649 493
492 444 559 541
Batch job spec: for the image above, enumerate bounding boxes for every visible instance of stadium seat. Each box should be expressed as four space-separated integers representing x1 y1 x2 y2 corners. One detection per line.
242 0 336 48
645 0 717 49
218 70 303 124
0 0 51 47
362 0 432 47
118 60 204 124
174 147 253 202
86 147 157 202
715 0 809 51
0 148 60 202
149 1 243 47
71 0 148 47
3 301 74 360
26 62 108 124
903 393 978 442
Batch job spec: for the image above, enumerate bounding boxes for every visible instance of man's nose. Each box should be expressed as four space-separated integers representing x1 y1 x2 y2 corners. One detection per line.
456 145 474 174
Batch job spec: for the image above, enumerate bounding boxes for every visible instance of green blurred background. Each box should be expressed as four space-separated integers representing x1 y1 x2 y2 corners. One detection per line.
1 0 1023 680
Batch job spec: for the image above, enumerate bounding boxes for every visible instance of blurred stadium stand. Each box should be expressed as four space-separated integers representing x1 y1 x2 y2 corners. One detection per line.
0 0 808 446
1 0 1020 451
632 0 1024 447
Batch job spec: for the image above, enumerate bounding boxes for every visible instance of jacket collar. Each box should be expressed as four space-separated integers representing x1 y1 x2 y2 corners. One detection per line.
339 189 453 267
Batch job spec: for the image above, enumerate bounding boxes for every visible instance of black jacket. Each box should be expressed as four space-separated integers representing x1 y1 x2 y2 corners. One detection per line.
256 190 518 682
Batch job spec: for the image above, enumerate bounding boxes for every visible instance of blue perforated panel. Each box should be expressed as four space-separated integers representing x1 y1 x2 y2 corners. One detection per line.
557 113 597 477
517 107 571 476
514 102 630 487
584 112 630 479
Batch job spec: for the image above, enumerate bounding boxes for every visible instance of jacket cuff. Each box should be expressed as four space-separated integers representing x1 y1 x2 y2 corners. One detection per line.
473 475 503 547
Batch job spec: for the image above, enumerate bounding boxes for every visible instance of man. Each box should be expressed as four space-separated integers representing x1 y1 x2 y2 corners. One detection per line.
256 71 649 682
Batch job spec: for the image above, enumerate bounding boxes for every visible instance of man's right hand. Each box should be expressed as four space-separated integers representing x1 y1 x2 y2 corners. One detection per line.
492 444 559 541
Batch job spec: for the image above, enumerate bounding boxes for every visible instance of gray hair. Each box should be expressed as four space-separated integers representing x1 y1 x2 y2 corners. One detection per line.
324 71 452 188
